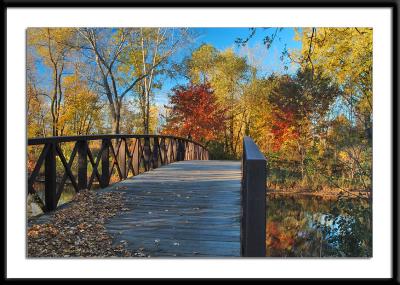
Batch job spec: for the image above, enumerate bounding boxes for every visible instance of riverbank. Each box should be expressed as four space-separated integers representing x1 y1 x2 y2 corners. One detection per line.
267 188 370 199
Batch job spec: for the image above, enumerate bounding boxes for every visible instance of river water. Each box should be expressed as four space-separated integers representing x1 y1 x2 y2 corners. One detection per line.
28 185 372 257
266 194 372 257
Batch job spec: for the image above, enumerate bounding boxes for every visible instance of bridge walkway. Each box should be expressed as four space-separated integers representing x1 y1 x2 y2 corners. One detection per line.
102 160 241 257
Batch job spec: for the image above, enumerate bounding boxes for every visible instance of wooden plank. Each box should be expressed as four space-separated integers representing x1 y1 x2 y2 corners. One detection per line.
102 160 241 257
110 235 240 257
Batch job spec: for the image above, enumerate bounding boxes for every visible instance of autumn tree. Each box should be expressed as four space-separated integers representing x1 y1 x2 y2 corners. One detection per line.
186 44 219 85
119 102 159 134
269 69 339 183
27 52 49 138
77 28 190 134
186 46 250 157
27 28 76 136
292 28 373 193
60 63 104 135
162 84 226 143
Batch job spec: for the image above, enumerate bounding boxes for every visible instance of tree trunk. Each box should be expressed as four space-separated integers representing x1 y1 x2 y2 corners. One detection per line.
145 92 150 134
229 115 235 156
112 113 120 134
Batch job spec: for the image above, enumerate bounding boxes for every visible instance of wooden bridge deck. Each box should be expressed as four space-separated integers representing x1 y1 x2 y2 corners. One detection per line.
102 160 241 257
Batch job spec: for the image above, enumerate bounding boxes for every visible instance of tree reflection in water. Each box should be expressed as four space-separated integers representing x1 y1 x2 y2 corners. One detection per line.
266 194 372 257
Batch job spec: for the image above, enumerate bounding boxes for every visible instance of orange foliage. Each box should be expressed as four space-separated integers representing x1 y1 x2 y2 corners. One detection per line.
271 108 299 151
162 84 226 142
266 221 295 250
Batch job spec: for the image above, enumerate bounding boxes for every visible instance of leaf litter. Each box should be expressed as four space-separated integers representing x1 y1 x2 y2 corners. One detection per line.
27 189 147 258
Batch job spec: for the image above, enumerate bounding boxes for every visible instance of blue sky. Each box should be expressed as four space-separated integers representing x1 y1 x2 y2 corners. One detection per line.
31 27 303 107
155 27 302 106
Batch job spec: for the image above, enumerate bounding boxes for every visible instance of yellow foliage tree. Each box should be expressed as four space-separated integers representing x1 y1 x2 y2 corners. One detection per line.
27 28 76 136
60 69 103 135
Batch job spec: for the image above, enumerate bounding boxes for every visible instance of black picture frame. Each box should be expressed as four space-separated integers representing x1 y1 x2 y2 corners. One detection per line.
3 0 398 282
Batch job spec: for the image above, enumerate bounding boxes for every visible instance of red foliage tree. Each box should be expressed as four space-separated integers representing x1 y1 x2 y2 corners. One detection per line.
162 84 226 142
271 108 299 151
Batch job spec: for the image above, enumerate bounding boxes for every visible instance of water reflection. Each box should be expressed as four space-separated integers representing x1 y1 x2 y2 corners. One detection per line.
266 194 372 257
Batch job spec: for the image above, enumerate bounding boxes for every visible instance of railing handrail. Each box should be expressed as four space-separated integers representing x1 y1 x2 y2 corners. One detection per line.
28 134 207 150
241 136 267 257
243 137 265 161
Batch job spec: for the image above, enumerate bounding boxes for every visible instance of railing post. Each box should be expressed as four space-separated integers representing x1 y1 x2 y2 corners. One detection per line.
172 139 177 162
177 140 182 161
182 140 186 160
101 138 110 188
144 137 151 170
132 138 139 175
185 142 188 160
44 142 57 211
77 140 88 191
152 137 159 168
119 138 127 179
172 138 177 162
241 137 267 257
160 137 167 165
178 139 186 161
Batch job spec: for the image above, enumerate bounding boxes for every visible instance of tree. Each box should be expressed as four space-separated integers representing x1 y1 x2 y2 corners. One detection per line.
123 28 191 134
27 28 76 136
186 44 219 85
269 69 339 183
27 52 48 137
293 27 372 141
77 28 189 134
162 84 226 143
292 28 372 194
186 47 250 157
60 64 103 135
